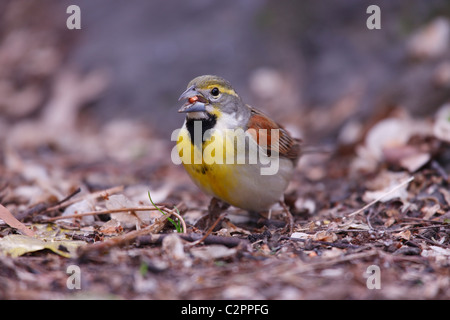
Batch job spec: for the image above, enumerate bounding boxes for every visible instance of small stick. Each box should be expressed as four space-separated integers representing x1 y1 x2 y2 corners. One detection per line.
44 206 163 222
55 187 82 207
45 205 187 234
16 188 82 221
78 209 176 256
44 185 124 213
401 217 448 224
416 234 450 249
137 233 249 248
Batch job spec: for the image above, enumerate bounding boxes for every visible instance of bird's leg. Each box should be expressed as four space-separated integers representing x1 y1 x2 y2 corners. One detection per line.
195 197 229 231
206 197 229 230
208 197 230 216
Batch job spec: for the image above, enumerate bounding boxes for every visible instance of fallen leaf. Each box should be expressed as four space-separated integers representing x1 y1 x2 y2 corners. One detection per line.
0 204 35 237
421 246 450 258
363 171 412 203
394 230 412 241
0 234 85 258
313 231 337 242
62 199 96 224
321 247 344 259
162 234 187 261
290 232 310 239
352 114 433 173
398 152 430 173
190 245 237 261
106 194 156 229
337 217 371 230
99 218 123 235
384 217 396 227
422 204 441 220
433 103 450 143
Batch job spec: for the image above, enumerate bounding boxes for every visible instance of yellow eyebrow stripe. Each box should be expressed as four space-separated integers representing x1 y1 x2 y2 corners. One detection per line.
205 84 238 97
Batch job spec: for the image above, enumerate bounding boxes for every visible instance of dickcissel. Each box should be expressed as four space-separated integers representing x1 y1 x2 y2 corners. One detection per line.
176 75 301 214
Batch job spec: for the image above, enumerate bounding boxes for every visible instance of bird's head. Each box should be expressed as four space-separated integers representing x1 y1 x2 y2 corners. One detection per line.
178 75 245 121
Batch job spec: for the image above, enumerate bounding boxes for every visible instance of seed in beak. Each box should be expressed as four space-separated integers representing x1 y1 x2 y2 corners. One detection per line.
188 96 198 104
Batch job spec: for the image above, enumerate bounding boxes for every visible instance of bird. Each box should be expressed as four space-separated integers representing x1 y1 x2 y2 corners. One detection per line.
176 75 301 219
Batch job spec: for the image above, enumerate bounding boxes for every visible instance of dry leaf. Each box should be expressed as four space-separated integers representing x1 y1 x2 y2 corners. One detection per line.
190 245 237 261
162 234 187 261
99 218 123 235
363 171 411 203
313 231 338 242
398 152 431 173
0 234 85 258
290 232 310 239
421 246 450 261
62 199 96 224
106 194 156 229
384 217 396 227
394 230 412 241
422 204 441 220
321 247 344 259
433 103 450 143
352 114 433 173
0 204 35 237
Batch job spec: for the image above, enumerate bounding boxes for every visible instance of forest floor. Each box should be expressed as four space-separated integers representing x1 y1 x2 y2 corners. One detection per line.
1 104 449 299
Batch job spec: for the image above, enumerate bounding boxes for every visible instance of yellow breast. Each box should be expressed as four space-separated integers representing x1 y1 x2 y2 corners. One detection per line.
176 124 294 211
176 127 238 203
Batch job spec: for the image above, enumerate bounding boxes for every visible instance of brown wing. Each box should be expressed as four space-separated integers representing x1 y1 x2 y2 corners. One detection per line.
246 106 301 164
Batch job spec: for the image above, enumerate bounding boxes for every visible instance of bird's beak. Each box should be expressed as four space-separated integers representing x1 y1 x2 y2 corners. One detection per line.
178 86 208 113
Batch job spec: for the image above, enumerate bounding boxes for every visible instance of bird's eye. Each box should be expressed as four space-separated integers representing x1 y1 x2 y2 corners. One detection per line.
211 87 220 97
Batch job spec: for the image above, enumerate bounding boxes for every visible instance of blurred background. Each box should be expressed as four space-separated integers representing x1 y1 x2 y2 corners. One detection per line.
0 0 449 160
2 0 450 300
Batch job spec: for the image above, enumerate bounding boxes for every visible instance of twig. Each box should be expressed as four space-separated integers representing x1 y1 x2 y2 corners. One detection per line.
388 224 447 233
44 206 164 222
401 217 448 224
55 187 82 207
16 203 48 221
16 188 82 221
44 185 124 213
77 207 177 256
416 234 450 249
137 233 249 248
348 176 414 217
44 205 186 233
